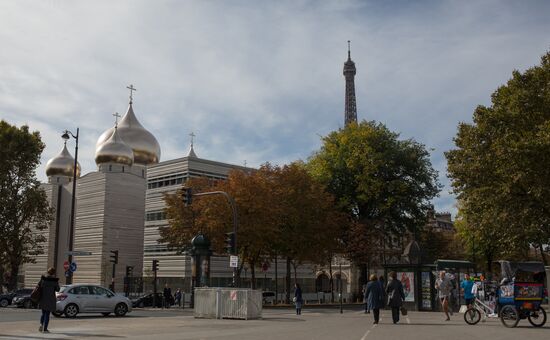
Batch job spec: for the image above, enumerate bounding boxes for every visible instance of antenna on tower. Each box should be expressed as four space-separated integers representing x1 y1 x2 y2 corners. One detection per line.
347 40 351 59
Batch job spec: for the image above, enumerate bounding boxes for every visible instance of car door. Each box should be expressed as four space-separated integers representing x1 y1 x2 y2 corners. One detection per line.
70 286 94 312
90 286 114 312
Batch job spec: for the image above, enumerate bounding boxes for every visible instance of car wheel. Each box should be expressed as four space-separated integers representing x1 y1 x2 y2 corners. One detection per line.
23 300 32 309
0 298 9 307
114 303 128 317
138 301 144 308
52 311 63 318
102 312 111 317
64 303 79 318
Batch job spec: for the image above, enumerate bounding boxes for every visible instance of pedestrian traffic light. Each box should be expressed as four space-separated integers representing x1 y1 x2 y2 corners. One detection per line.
110 250 118 264
224 232 236 255
152 259 159 272
125 265 133 277
181 187 193 206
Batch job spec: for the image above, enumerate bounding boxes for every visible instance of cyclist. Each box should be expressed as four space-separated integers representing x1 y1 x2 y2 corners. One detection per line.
461 273 475 310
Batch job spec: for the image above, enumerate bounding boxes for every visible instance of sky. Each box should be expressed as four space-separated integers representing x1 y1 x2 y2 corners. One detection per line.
1 0 549 216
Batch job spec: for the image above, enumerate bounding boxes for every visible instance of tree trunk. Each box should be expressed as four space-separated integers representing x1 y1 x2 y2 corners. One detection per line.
285 257 291 304
539 245 548 266
7 262 19 291
250 260 256 289
329 259 334 303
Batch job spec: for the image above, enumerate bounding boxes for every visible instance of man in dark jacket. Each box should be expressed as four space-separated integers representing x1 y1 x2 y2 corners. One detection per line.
163 284 172 308
386 271 405 324
38 267 60 333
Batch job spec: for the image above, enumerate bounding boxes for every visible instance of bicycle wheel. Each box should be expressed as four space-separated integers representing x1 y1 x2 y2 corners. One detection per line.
500 305 520 328
464 308 481 325
527 307 547 327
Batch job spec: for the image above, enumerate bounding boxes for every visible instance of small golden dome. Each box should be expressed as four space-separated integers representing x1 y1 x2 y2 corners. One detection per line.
96 104 160 165
45 144 81 178
95 127 134 166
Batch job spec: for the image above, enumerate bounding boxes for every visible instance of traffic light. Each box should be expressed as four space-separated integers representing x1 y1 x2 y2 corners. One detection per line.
152 259 159 272
110 250 118 264
181 187 193 206
224 232 236 255
125 265 133 277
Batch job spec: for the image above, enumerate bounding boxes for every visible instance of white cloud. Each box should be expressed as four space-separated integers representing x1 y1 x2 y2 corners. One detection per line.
1 0 549 216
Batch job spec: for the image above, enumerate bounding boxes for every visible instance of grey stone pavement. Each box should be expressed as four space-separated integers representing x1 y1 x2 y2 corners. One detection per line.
0 306 548 340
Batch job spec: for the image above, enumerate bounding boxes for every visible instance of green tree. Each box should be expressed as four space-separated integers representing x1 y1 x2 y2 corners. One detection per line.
0 121 53 290
308 121 440 264
446 51 550 267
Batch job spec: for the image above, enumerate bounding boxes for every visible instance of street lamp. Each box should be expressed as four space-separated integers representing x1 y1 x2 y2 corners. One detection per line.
62 128 79 284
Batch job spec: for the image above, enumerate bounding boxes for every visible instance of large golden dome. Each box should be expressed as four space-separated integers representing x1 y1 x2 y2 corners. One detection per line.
95 127 134 166
96 103 160 165
45 143 81 178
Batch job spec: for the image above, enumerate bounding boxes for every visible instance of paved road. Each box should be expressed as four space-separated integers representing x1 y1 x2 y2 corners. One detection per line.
1 306 548 339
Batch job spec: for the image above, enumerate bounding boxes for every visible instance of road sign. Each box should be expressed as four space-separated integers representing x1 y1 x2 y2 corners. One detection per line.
69 262 77 273
63 261 70 271
66 251 92 256
262 262 269 272
65 270 70 277
229 255 238 268
230 290 237 301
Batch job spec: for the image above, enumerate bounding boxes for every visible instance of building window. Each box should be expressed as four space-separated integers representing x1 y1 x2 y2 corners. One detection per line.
109 165 112 171
122 166 125 173
146 210 167 221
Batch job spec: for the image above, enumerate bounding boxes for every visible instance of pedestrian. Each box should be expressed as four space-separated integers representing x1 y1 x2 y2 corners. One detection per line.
435 271 453 321
378 275 386 309
461 273 474 310
174 288 182 307
163 283 172 308
386 271 405 324
362 282 370 313
294 283 303 315
38 267 60 333
365 274 383 324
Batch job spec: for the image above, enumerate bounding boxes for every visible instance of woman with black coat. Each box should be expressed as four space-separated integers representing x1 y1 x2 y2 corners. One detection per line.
386 271 405 324
38 267 60 333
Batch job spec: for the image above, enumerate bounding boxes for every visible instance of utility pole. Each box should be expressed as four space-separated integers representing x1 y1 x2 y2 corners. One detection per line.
152 259 159 308
109 250 118 292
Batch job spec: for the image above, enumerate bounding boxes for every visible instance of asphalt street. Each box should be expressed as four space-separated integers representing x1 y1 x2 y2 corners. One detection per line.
1 306 548 340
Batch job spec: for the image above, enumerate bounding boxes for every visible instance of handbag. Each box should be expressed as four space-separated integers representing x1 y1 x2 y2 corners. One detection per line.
30 283 42 303
400 306 408 316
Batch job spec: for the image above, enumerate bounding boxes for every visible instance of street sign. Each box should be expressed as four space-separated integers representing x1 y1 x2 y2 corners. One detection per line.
230 290 237 301
262 262 269 272
69 262 77 273
65 270 70 277
229 255 238 268
66 251 92 256
63 261 70 271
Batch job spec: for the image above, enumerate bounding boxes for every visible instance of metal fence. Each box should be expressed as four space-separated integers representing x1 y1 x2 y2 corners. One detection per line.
194 288 262 320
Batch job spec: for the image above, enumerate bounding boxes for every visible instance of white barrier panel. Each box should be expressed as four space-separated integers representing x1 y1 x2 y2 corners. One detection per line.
194 288 262 320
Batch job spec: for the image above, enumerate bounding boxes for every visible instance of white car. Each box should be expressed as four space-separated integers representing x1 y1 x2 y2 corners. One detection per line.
54 284 132 318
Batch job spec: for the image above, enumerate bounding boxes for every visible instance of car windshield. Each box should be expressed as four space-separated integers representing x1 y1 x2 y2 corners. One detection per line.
59 286 68 293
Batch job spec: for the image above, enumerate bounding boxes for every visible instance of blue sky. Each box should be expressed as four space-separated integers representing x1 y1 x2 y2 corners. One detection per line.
1 0 549 215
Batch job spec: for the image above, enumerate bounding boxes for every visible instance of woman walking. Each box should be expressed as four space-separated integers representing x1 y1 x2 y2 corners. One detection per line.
38 267 60 333
365 274 383 324
386 271 405 324
294 283 303 315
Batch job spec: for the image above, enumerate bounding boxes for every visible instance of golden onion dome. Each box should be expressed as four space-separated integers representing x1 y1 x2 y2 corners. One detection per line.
45 144 81 178
95 127 134 166
96 103 160 165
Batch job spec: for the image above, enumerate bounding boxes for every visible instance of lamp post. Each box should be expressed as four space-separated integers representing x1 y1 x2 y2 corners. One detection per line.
62 128 79 284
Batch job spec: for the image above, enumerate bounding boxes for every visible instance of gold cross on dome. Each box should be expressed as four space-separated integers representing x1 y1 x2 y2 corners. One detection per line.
112 112 121 127
126 84 137 103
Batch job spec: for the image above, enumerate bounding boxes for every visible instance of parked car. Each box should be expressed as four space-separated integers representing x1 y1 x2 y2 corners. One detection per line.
131 292 164 308
262 291 276 304
0 289 33 308
13 293 38 309
54 284 132 318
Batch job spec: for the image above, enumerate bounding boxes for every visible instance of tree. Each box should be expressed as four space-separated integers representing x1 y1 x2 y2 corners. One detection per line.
0 121 53 291
446 51 550 267
308 121 440 266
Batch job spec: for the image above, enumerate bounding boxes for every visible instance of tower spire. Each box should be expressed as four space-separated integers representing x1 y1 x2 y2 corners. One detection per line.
343 40 357 126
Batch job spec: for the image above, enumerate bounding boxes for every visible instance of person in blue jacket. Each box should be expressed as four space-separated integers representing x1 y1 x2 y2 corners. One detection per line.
365 274 384 324
294 283 303 315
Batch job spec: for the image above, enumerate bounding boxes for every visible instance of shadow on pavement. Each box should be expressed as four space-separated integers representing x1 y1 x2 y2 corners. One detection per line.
0 334 125 340
262 317 306 322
